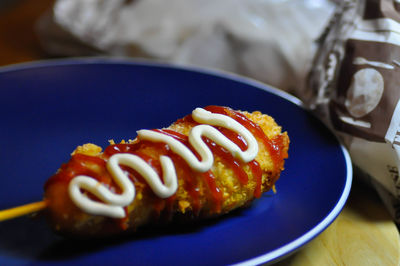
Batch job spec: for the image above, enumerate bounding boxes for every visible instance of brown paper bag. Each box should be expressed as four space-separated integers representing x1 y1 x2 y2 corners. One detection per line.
306 0 400 222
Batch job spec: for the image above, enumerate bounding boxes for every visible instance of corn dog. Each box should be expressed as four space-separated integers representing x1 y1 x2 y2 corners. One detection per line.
43 106 289 237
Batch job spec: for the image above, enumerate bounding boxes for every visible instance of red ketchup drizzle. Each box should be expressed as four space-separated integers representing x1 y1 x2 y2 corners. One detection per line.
212 127 263 198
155 129 220 214
249 160 262 198
138 150 177 220
204 105 284 169
104 140 177 220
138 151 176 219
44 154 107 189
203 138 248 185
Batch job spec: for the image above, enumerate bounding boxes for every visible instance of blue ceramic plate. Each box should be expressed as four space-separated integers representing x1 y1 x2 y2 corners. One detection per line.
0 58 352 265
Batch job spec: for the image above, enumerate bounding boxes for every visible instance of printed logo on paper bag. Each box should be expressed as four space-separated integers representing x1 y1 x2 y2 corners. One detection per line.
329 1 400 143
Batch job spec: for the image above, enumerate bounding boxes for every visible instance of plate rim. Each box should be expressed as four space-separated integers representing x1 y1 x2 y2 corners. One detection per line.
0 57 353 265
0 56 303 106
238 148 352 265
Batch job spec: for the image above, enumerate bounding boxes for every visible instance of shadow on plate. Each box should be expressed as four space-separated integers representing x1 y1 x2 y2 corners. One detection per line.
0 204 253 262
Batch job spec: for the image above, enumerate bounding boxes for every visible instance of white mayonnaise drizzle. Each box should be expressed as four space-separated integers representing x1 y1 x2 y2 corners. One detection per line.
68 107 258 218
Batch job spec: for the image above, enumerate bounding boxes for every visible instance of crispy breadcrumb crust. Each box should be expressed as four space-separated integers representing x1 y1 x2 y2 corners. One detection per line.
44 110 289 237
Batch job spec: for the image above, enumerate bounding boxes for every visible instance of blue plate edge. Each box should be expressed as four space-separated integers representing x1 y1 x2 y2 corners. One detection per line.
0 56 303 106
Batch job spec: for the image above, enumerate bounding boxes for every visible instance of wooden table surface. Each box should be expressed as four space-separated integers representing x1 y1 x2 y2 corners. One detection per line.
1 1 399 265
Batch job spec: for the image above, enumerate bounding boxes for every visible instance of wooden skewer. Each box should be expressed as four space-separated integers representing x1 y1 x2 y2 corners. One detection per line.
0 200 48 222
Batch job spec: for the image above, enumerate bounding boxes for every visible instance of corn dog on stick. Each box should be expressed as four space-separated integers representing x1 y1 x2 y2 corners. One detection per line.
28 106 288 237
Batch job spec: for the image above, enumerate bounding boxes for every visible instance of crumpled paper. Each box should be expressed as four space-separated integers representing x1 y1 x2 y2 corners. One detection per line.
306 0 400 222
36 0 335 92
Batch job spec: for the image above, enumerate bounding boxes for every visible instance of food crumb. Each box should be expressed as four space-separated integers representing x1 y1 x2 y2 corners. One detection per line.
71 143 102 156
178 200 190 213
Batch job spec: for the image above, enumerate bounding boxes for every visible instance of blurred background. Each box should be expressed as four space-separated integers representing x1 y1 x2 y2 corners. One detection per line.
0 0 53 65
0 0 335 93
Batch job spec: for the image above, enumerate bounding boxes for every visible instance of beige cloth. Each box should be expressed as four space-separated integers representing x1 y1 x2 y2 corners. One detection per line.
36 0 335 92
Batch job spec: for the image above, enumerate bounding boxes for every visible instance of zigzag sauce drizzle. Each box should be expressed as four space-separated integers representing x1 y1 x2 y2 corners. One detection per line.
68 108 259 218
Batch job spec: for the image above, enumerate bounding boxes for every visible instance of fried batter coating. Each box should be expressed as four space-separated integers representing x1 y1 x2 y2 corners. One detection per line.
44 106 289 237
